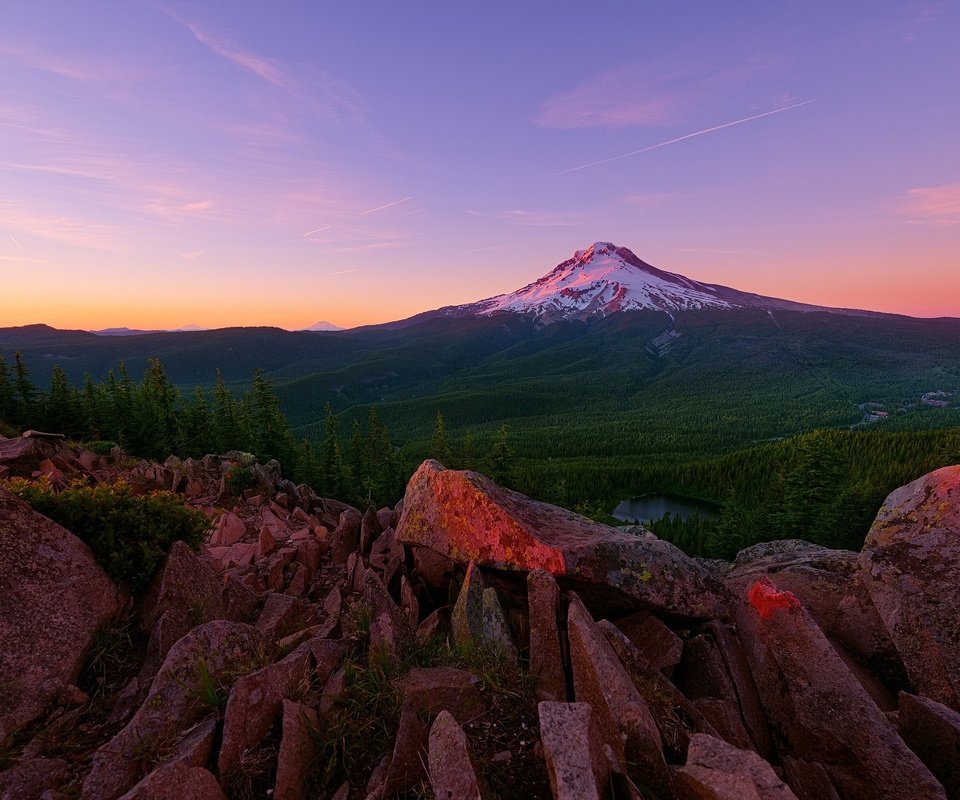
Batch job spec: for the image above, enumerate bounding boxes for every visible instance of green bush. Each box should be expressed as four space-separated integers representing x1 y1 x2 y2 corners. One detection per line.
4 479 208 591
82 440 119 456
224 466 256 498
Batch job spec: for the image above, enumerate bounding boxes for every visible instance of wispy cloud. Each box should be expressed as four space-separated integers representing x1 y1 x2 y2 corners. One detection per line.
897 182 960 225
179 249 206 261
0 41 100 81
166 11 363 124
0 201 122 250
0 254 46 263
534 58 780 130
546 100 816 178
330 268 358 275
182 21 290 89
182 199 215 211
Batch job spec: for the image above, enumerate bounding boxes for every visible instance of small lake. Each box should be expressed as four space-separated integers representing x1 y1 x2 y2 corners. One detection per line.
612 494 720 524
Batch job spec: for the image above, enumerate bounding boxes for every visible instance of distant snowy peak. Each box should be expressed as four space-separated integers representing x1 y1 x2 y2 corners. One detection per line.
303 320 344 332
471 242 736 321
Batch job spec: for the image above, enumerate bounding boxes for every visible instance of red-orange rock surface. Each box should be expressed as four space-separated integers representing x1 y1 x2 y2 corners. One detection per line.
397 460 729 619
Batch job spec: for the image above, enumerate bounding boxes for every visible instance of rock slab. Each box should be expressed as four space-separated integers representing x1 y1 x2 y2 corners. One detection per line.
0 488 120 740
397 460 729 619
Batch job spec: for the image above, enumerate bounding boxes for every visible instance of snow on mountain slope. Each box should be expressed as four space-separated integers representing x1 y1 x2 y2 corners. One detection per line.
473 242 735 320
441 241 866 324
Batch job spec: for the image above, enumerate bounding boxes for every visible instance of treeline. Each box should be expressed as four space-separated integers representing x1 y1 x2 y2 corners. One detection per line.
0 353 405 507
526 427 960 559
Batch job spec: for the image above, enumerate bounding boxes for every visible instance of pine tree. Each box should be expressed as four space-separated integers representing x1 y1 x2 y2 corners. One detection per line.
458 431 477 470
248 368 296 470
321 403 347 497
213 371 244 454
45 365 82 436
13 352 37 427
130 358 181 458
487 424 516 487
0 355 16 425
430 410 452 465
183 387 215 455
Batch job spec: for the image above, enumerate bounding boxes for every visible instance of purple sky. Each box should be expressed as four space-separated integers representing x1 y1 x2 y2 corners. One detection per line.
2 1 959 329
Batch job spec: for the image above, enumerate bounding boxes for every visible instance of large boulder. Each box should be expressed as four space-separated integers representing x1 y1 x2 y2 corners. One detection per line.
397 461 730 619
0 488 120 741
736 578 946 800
138 541 224 679
858 466 960 711
728 540 900 681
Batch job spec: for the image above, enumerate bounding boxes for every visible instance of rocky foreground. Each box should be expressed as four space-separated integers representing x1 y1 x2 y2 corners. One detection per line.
1 435 959 799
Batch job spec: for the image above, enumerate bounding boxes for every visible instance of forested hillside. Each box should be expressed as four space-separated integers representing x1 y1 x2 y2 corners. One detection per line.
3 304 960 558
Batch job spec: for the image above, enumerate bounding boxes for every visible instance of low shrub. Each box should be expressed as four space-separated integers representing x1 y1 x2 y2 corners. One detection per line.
3 478 208 591
224 466 256 498
81 440 119 456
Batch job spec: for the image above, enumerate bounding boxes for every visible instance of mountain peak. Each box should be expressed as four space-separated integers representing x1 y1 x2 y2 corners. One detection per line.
433 241 864 325
467 241 736 322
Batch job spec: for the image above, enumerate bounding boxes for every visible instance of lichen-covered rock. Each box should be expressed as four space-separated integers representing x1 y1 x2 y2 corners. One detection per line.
0 757 70 800
330 508 362 564
729 539 901 684
364 570 413 662
538 702 609 800
0 488 120 741
116 762 226 800
274 700 318 800
674 733 798 800
527 569 566 702
218 648 312 776
897 692 960 800
859 466 960 711
82 621 269 800
566 593 672 795
428 711 484 800
396 460 729 619
396 667 485 724
138 541 224 679
736 578 947 800
451 561 517 661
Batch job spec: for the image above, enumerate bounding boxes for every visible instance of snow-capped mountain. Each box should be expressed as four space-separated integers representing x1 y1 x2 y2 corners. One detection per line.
303 320 344 332
443 241 863 324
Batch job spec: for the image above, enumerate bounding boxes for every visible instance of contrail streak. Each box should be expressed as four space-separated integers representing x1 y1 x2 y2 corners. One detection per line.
545 100 817 178
358 196 414 216
303 224 337 238
9 233 24 252
303 196 414 237
330 268 357 276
